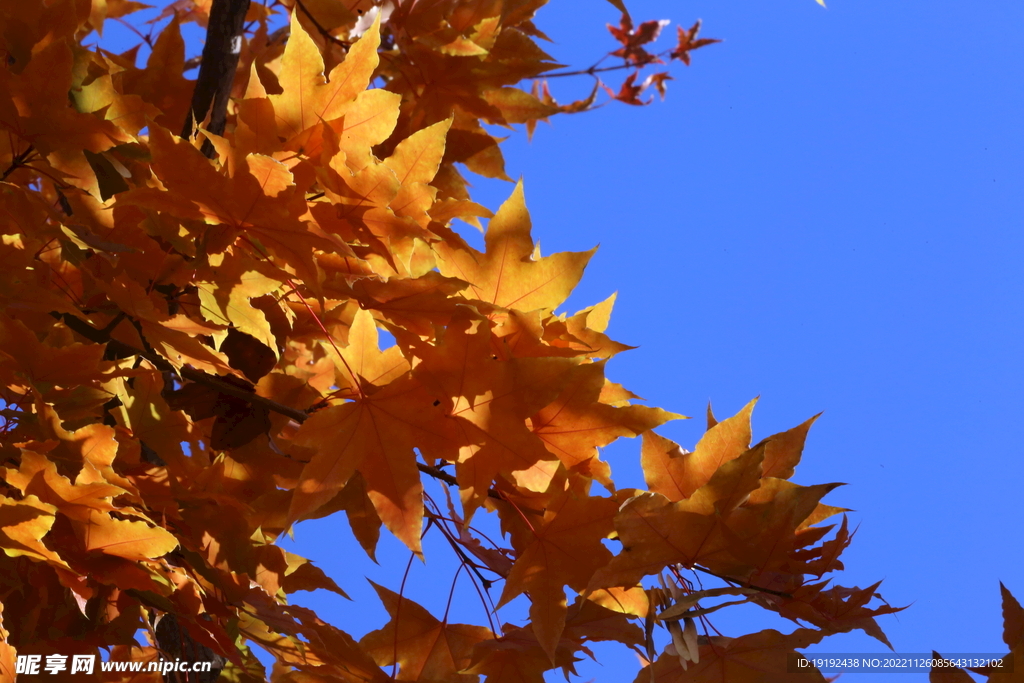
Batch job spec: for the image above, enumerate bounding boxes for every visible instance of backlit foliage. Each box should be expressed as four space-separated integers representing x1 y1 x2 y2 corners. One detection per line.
0 1 907 681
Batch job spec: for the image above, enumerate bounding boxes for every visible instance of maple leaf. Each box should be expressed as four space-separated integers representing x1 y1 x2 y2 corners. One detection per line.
360 582 493 681
314 125 429 270
642 399 757 501
498 485 620 661
334 308 411 393
165 375 271 450
287 371 458 553
195 255 286 361
1 448 178 562
3 449 126 522
670 20 722 66
0 494 69 567
99 275 236 376
482 87 560 125
592 431 850 594
531 360 681 481
645 72 673 101
268 10 384 149
384 117 452 226
333 271 470 337
635 628 828 683
1000 583 1024 652
411 308 577 516
465 624 574 683
0 37 131 158
333 471 383 561
608 15 670 66
79 514 179 561
932 583 1022 683
124 125 338 288
0 313 115 386
713 477 845 580
761 414 820 480
111 17 195 132
112 370 193 472
467 598 643 682
605 72 652 106
542 293 635 359
768 580 904 648
434 181 595 312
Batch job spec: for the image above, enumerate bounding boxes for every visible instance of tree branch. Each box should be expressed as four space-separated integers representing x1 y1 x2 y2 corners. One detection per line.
181 0 251 157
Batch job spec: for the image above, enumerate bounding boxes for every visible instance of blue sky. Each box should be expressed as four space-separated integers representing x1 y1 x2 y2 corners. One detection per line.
460 0 1023 677
96 0 1023 679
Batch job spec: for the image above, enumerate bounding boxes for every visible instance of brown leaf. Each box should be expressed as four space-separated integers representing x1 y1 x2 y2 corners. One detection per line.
671 20 722 66
634 629 828 683
360 582 493 681
499 488 619 661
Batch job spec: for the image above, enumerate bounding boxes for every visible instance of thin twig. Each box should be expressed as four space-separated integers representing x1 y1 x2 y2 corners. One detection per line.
294 0 350 50
423 498 502 636
417 463 503 501
0 145 35 182
113 16 155 49
543 62 634 79
424 502 493 589
392 551 416 680
543 49 673 79
691 564 793 599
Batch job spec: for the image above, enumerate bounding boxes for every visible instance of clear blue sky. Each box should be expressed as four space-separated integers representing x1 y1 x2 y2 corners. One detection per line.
98 1 1023 679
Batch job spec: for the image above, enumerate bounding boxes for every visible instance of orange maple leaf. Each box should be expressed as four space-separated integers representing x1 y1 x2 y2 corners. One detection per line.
124 125 339 289
532 360 680 481
360 582 493 681
287 373 458 553
411 308 577 515
434 182 595 313
499 485 620 661
635 628 828 683
641 398 757 502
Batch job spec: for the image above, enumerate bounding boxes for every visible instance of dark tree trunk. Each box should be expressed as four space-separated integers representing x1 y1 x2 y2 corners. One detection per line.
180 0 252 158
155 614 226 683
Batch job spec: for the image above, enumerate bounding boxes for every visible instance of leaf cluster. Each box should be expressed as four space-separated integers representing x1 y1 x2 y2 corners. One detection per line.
0 1 899 681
